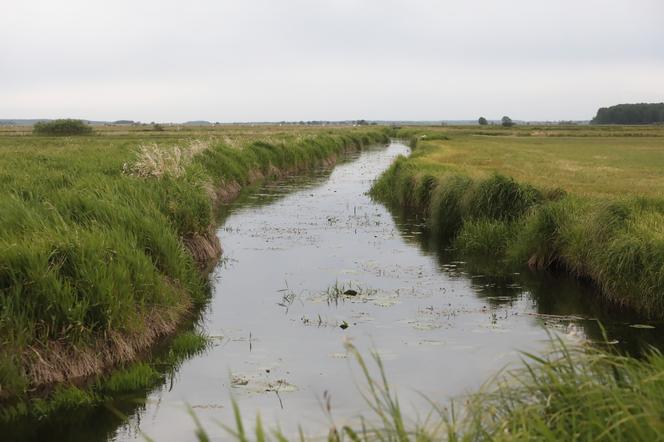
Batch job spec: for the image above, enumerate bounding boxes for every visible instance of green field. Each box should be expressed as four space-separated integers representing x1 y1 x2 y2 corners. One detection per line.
0 124 389 414
373 125 664 317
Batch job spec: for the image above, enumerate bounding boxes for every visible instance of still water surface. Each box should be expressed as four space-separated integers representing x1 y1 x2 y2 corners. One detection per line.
9 142 662 441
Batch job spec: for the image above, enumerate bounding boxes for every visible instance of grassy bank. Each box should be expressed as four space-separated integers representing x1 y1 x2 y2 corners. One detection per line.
0 125 390 412
372 126 664 317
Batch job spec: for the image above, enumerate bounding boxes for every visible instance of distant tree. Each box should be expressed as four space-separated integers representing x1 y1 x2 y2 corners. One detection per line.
501 116 515 127
152 123 165 131
478 117 488 125
33 119 93 136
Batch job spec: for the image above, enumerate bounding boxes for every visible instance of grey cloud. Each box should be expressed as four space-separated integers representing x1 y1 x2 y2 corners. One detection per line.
1 0 662 121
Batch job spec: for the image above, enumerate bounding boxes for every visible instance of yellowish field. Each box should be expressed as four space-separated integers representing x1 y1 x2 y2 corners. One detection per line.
415 135 664 198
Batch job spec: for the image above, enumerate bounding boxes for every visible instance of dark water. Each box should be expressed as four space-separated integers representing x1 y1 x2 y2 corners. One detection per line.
7 142 663 441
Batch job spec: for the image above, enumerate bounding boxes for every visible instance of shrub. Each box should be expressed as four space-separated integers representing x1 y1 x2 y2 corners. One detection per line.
501 116 515 127
33 119 93 136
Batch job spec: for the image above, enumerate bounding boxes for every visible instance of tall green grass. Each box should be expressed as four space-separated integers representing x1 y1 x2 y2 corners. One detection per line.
0 127 390 410
453 336 664 441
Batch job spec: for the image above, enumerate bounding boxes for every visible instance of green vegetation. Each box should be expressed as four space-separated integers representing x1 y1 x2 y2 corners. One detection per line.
372 125 664 317
592 102 664 125
454 339 664 440
0 124 390 415
32 119 94 136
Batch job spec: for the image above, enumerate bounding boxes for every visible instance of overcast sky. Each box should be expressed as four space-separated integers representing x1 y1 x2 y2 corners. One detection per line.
2 0 663 122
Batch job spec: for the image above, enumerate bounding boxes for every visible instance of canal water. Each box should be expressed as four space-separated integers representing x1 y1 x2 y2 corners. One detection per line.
10 141 662 441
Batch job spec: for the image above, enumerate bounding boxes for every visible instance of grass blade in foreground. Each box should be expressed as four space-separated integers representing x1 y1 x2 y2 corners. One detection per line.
197 337 664 441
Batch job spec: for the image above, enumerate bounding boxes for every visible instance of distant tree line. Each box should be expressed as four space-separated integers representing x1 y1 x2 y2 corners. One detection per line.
277 120 377 126
592 103 664 124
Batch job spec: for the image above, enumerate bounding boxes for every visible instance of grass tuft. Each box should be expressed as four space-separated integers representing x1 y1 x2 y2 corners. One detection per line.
453 336 664 440
100 363 161 394
164 330 210 363
454 219 516 257
124 139 213 178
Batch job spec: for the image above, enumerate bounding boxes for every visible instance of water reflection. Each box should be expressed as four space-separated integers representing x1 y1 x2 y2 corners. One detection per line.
388 205 664 356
